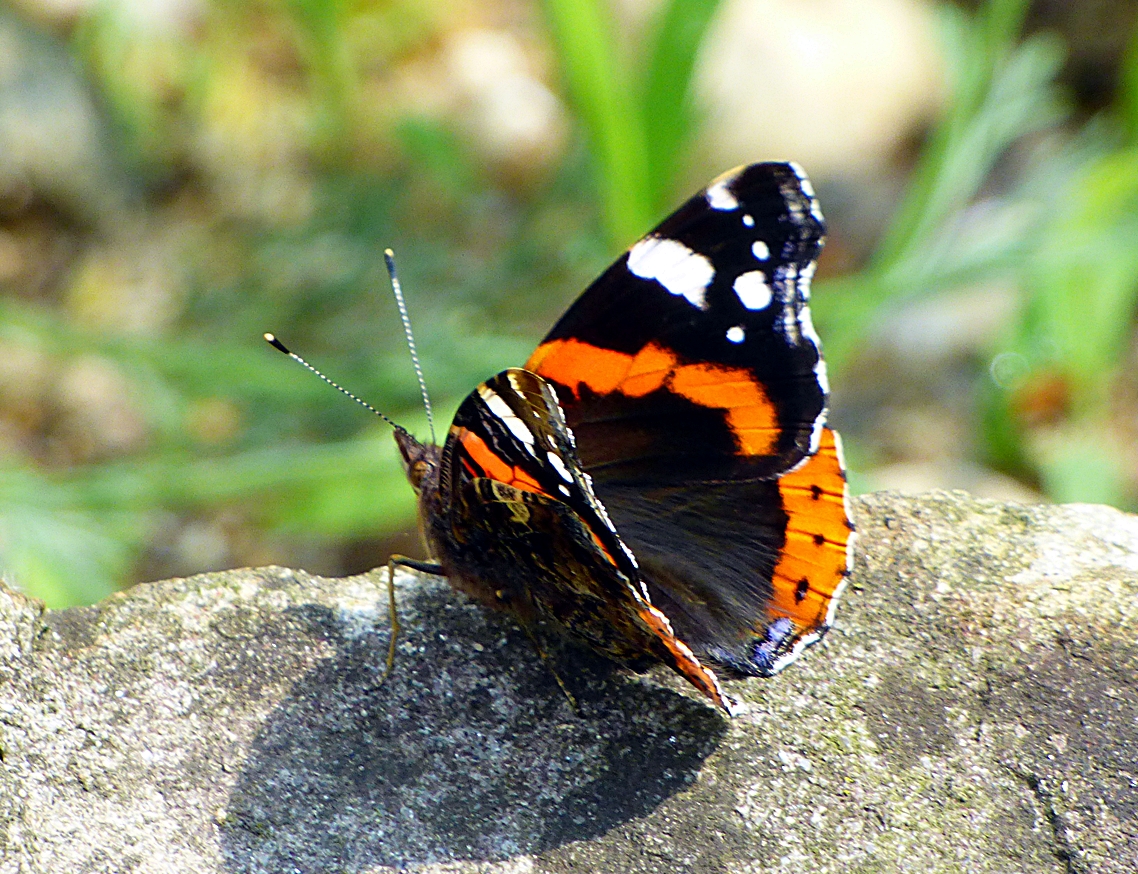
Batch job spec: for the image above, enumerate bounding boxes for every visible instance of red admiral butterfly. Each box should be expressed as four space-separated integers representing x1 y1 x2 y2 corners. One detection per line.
391 162 855 714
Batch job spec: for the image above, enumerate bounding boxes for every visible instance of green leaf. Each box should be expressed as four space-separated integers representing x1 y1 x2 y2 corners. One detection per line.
1026 146 1138 405
0 468 130 607
639 0 724 209
1031 429 1128 508
814 3 1066 374
543 0 652 246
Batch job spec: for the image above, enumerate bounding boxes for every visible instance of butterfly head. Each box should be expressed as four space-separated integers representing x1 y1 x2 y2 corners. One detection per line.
393 426 440 494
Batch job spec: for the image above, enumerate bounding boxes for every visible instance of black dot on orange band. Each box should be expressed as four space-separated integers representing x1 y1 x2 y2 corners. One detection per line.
795 578 809 602
810 484 823 500
813 532 825 546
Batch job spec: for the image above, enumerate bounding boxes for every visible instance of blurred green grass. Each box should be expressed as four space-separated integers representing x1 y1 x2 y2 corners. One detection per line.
1 0 1137 607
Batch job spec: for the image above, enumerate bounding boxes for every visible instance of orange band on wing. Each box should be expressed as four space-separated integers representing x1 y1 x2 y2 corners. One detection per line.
456 424 621 568
454 427 547 496
620 343 679 397
527 338 639 396
528 338 778 456
766 427 854 632
668 365 777 456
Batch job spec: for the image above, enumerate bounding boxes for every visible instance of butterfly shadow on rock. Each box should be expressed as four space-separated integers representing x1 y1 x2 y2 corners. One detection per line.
219 576 727 873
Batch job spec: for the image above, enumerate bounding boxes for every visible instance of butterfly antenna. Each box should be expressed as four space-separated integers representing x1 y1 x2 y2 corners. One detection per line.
384 249 436 444
263 333 402 431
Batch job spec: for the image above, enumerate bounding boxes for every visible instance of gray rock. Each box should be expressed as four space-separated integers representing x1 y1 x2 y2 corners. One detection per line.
1 490 1136 873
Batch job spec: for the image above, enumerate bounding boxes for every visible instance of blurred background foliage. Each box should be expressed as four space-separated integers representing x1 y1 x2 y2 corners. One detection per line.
1 0 1137 607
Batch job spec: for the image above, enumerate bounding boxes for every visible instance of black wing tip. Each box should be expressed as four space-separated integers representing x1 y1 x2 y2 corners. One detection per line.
725 162 826 236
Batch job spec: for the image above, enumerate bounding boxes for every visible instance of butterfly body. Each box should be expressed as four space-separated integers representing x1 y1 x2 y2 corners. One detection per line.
394 370 731 710
395 163 855 714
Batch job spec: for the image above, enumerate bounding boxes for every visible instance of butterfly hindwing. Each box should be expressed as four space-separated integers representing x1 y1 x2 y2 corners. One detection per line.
596 427 852 675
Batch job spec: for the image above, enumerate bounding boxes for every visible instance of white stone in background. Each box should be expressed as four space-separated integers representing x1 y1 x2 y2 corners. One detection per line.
442 29 569 176
55 354 149 460
694 0 945 180
0 14 131 222
874 283 1021 365
866 460 1044 504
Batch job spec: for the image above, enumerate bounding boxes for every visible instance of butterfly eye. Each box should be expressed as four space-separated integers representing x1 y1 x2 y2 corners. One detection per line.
407 460 429 489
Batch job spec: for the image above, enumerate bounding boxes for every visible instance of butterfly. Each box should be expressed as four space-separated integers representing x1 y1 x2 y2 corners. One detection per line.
389 163 855 714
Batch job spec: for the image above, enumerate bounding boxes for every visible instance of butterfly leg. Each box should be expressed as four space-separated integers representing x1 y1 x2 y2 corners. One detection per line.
383 555 444 682
518 621 580 716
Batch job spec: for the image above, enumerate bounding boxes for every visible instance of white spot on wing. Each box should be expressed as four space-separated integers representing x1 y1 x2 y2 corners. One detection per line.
502 413 537 450
733 271 772 310
742 214 755 228
706 179 738 211
752 240 770 261
814 355 830 395
505 370 530 399
799 301 821 349
479 386 536 452
546 450 573 483
726 325 745 344
627 236 714 309
798 302 830 399
507 370 558 448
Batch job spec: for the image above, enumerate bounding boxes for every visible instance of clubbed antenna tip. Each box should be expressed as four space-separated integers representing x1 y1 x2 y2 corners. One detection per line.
264 332 289 354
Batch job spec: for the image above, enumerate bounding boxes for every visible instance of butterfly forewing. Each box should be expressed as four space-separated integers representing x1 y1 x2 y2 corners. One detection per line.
525 162 854 679
442 369 636 580
528 162 828 483
432 368 733 711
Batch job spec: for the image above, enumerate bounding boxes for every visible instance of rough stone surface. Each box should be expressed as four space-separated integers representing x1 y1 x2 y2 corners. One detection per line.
1 490 1136 873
